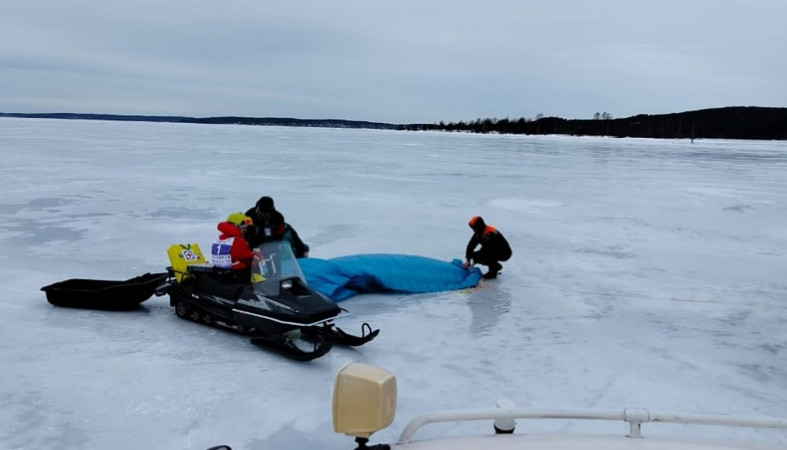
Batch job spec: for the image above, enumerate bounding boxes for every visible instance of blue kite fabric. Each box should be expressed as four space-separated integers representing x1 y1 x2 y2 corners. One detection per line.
299 254 483 302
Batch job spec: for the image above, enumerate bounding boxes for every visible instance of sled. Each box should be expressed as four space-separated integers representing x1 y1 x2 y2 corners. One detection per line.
41 272 169 311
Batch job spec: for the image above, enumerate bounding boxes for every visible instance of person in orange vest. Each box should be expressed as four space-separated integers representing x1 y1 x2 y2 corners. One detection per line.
462 215 512 279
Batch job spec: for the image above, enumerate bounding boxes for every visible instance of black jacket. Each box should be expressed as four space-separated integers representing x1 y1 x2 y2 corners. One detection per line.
244 207 310 257
465 227 512 261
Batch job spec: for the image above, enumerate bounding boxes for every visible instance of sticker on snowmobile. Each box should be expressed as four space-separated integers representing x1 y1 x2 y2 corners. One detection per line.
167 243 208 282
179 245 203 261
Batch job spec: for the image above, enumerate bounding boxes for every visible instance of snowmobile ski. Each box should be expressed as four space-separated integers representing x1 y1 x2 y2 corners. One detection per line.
302 322 380 347
250 334 333 362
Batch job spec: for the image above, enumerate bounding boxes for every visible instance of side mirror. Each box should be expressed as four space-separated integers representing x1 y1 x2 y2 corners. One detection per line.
333 362 397 446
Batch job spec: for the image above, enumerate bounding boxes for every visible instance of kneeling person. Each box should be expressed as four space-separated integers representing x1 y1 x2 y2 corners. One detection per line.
463 215 512 279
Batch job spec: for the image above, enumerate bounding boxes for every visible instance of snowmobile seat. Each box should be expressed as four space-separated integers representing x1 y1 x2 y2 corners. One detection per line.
187 264 249 283
187 265 251 300
186 263 216 274
194 272 248 300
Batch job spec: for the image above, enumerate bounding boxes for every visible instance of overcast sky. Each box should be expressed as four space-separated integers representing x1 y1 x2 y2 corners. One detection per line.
2 0 785 124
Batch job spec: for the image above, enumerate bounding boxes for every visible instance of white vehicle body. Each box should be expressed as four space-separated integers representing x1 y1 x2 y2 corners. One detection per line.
332 363 787 450
393 407 787 450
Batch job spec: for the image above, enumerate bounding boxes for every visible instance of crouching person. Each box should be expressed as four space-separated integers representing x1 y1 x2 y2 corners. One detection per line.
463 215 512 279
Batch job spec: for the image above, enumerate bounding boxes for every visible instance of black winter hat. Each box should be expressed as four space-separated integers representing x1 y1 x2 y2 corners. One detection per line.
256 196 275 212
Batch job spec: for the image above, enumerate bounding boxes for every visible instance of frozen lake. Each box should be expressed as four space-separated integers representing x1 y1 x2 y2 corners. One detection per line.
1 118 786 449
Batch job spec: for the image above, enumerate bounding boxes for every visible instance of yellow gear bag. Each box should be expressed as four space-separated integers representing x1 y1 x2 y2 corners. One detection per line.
167 243 208 282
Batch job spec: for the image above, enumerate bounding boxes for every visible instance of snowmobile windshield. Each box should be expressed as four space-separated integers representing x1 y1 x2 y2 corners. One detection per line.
251 240 306 297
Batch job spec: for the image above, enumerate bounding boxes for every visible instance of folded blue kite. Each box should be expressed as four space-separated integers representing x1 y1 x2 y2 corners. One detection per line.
299 254 483 302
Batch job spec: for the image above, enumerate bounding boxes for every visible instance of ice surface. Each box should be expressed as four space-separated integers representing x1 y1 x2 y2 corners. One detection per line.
1 118 785 449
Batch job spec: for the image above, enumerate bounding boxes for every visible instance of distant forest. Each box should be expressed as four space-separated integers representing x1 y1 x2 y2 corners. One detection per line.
0 112 396 130
398 106 787 140
2 106 786 140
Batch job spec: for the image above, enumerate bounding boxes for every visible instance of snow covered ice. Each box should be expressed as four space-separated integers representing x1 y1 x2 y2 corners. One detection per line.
1 118 786 449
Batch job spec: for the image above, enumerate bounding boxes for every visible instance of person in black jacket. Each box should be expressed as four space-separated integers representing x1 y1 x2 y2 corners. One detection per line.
462 215 512 279
244 196 310 258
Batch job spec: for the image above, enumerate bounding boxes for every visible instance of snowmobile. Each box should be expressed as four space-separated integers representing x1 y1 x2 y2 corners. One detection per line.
162 240 379 361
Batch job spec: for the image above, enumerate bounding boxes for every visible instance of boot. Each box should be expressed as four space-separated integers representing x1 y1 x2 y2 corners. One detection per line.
482 262 502 279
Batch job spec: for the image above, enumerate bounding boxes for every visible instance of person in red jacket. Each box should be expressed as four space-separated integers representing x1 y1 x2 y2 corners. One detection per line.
462 215 512 279
211 212 255 271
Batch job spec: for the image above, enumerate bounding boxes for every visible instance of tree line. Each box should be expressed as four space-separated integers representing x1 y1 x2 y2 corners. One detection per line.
3 107 785 139
396 107 787 140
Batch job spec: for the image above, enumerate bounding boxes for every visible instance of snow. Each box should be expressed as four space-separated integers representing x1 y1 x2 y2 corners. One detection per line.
1 118 786 450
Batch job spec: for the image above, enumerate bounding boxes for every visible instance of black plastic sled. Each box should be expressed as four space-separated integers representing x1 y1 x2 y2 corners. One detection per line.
164 241 379 361
41 272 169 311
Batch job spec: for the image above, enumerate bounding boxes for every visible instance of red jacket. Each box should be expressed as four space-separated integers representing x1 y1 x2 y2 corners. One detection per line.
215 222 254 269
